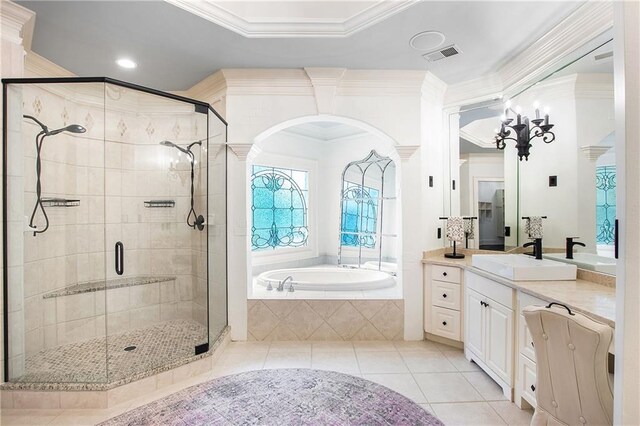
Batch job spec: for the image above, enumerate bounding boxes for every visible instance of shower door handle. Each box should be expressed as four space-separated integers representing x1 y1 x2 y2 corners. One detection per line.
115 241 124 276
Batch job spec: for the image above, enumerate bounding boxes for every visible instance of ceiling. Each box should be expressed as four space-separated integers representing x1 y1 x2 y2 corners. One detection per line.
283 122 367 141
19 1 583 91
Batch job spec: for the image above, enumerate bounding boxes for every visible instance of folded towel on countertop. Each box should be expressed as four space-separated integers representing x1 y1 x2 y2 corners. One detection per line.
446 217 465 243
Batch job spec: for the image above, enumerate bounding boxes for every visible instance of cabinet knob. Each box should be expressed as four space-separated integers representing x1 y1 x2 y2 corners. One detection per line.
531 385 536 392
442 321 447 326
531 341 534 347
442 293 447 298
443 272 448 277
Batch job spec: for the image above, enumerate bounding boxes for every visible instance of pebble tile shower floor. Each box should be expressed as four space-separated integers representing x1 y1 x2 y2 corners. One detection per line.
15 320 207 385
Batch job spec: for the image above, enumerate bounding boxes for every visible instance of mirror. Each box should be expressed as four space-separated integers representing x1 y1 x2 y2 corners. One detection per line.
449 33 616 275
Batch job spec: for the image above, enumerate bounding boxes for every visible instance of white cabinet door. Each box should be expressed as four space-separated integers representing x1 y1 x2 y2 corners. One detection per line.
485 299 514 384
465 288 485 359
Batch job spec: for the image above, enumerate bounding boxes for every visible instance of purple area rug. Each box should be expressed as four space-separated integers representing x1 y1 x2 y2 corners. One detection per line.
99 369 444 425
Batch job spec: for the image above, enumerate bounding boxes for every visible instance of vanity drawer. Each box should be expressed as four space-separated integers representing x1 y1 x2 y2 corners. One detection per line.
431 306 461 341
431 265 461 284
519 314 536 361
519 353 537 407
431 281 461 310
466 271 514 309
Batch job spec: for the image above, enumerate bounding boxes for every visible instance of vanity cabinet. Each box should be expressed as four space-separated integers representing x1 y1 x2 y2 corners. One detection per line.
424 264 463 342
464 270 515 399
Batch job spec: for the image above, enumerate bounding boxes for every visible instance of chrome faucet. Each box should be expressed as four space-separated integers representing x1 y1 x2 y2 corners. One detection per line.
523 238 543 260
565 237 586 259
277 276 293 292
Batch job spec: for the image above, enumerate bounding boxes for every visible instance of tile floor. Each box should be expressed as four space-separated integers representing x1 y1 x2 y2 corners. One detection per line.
0 340 533 425
12 320 207 385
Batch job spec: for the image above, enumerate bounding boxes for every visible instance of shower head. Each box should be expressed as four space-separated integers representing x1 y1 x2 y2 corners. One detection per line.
46 124 86 136
159 140 190 155
22 115 86 136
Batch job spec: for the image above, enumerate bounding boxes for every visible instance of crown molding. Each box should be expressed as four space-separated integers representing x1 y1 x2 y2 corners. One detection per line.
444 1 613 108
165 0 417 38
25 51 75 78
338 69 427 96
219 68 313 96
184 70 227 102
500 1 613 92
459 129 495 149
574 73 614 99
0 0 35 44
304 67 346 114
421 71 448 103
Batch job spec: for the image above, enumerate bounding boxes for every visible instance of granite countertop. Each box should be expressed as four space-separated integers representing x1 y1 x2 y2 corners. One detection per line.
422 254 616 328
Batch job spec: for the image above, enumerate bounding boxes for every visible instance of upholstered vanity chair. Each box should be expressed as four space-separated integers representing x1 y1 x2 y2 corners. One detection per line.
523 303 613 426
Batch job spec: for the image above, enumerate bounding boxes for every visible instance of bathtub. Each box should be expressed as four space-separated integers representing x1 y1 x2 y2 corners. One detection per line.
256 267 396 291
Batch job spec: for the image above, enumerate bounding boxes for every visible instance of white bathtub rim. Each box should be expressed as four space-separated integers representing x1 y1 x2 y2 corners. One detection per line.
256 267 396 291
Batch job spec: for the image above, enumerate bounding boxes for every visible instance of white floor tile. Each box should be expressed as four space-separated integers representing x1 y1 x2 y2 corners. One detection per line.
430 402 507 426
263 352 312 369
353 341 397 352
400 351 458 373
311 341 354 353
489 401 534 426
443 350 482 372
312 351 360 375
414 372 484 403
363 373 427 404
268 341 312 353
356 351 409 374
462 371 508 401
394 340 442 353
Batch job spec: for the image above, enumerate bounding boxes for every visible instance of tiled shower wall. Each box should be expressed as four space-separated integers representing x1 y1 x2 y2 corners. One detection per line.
247 299 404 341
6 83 209 378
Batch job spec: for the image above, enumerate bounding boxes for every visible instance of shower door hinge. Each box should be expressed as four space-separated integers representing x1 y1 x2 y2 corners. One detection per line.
195 343 209 355
194 104 208 115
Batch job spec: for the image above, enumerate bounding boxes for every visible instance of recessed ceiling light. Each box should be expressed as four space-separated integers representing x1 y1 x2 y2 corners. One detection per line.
409 31 445 51
116 58 137 69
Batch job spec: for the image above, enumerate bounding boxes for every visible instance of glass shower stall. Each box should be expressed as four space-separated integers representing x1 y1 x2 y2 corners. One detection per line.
2 78 227 386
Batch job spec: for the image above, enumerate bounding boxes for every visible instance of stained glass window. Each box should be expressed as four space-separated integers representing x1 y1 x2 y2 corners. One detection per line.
340 181 379 249
596 165 616 245
251 165 308 251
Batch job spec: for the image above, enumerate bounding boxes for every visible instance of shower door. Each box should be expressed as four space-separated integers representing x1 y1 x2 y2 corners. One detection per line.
102 83 210 382
3 81 109 384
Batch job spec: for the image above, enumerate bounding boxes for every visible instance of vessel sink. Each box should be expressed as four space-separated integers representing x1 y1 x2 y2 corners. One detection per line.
472 254 577 281
543 253 616 275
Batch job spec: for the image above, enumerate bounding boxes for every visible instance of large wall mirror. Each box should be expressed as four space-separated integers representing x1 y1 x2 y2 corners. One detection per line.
447 30 615 275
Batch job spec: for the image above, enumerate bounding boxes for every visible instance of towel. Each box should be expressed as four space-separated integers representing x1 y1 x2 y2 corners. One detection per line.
446 217 465 243
464 218 475 240
525 216 544 239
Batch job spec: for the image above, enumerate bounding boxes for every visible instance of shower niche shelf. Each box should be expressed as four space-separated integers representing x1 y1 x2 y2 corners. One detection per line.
41 198 80 207
144 200 175 208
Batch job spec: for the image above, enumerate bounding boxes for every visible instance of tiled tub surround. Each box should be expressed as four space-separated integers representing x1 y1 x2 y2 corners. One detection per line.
248 300 404 341
7 84 212 380
0 327 230 409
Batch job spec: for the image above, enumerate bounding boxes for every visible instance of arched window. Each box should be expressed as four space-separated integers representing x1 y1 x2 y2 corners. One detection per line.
340 181 379 249
251 165 309 250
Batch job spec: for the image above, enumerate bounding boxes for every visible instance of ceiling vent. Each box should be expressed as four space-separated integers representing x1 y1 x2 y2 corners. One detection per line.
594 51 613 62
422 44 461 62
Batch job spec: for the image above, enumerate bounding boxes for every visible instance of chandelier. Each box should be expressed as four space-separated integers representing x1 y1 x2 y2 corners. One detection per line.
495 100 555 161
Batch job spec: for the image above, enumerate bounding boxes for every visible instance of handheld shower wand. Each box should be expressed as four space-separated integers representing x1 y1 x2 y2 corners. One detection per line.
159 140 205 230
23 115 86 236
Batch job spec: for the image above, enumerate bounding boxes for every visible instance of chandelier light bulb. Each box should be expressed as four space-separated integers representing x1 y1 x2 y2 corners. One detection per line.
515 105 522 114
544 106 550 114
533 101 540 109
500 114 506 121
505 100 512 108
